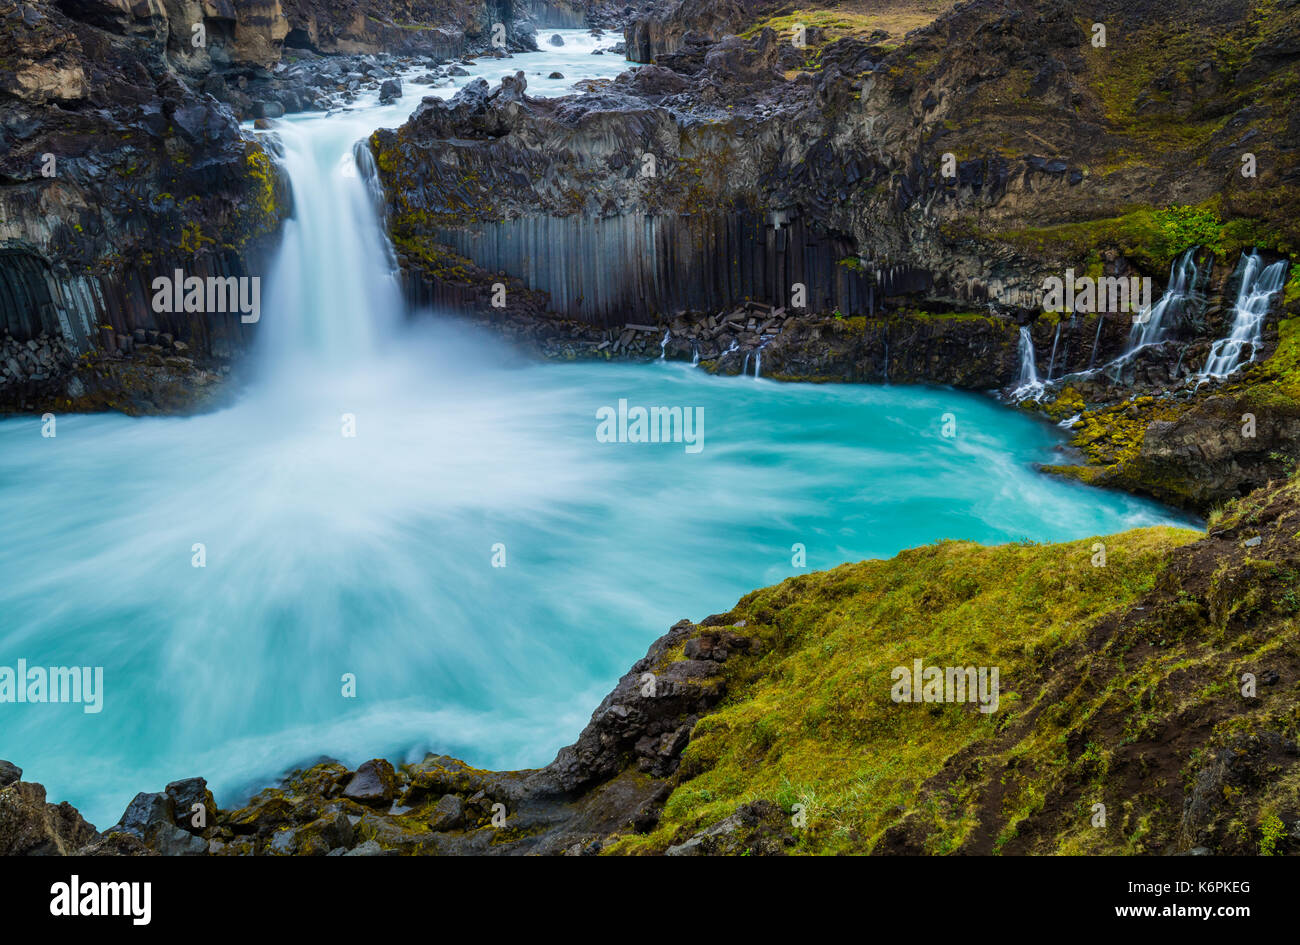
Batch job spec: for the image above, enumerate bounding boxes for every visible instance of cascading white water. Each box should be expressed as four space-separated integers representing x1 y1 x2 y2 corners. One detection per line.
1088 313 1105 369
754 338 771 379
1125 248 1202 355
1045 322 1061 380
1012 326 1042 399
1201 253 1288 378
255 127 403 379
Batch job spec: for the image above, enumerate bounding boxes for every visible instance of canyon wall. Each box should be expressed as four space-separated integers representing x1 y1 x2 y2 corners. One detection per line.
0 0 554 412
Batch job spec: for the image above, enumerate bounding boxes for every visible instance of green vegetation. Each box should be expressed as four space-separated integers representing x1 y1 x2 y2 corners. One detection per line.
1005 205 1293 275
612 525 1230 854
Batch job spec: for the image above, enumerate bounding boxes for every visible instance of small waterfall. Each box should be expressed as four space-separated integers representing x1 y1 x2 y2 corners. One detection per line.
754 338 771 379
1045 322 1062 380
742 352 750 376
1201 253 1289 378
659 329 670 360
691 344 699 366
1125 248 1203 356
1013 326 1042 399
1088 313 1105 369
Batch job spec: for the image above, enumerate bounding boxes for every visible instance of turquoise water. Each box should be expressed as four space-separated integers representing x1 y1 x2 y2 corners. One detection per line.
0 30 1198 828
0 342 1197 826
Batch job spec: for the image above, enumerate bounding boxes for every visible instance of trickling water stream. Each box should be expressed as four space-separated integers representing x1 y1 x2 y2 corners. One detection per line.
1013 326 1041 399
0 32 1198 828
1123 248 1204 359
1202 253 1288 378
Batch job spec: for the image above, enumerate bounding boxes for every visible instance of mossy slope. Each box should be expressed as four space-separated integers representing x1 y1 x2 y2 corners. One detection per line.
611 476 1300 854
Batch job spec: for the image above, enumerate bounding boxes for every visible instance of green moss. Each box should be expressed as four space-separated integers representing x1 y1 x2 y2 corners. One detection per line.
1003 205 1232 272
612 527 1200 854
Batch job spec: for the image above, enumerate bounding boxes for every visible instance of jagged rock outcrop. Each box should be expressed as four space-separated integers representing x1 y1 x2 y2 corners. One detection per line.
0 0 293 413
0 769 97 855
624 0 766 63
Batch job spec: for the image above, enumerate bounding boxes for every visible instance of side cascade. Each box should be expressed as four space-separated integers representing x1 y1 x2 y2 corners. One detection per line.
1012 326 1042 400
1201 253 1289 378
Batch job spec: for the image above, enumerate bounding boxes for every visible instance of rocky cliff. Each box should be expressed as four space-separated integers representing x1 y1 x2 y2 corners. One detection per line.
371 0 1300 510
0 0 294 414
0 0 569 415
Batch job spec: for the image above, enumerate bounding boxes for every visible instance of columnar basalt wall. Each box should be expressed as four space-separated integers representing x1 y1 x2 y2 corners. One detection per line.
522 0 587 29
426 209 875 324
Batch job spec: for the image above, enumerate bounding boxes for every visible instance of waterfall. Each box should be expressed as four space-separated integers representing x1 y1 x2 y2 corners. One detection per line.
1124 248 1203 356
754 338 771 379
1046 322 1062 380
1013 326 1042 399
691 344 699 366
257 116 405 372
742 352 750 376
659 329 670 360
1088 313 1105 369
1201 253 1289 378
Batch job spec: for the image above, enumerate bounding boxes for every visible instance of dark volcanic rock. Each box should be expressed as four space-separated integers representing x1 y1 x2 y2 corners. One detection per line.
0 761 20 788
112 791 208 855
343 759 398 806
0 779 97 855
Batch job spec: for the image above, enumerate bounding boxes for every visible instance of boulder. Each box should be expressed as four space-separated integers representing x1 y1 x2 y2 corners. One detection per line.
342 759 397 807
111 791 207 855
0 780 97 855
0 761 20 788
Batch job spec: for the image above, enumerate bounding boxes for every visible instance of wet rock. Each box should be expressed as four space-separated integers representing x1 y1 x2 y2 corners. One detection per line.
111 792 207 856
0 779 97 855
342 839 387 856
165 777 217 835
427 794 464 831
343 759 397 807
665 801 793 856
549 34 565 46
0 761 20 788
379 78 403 104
